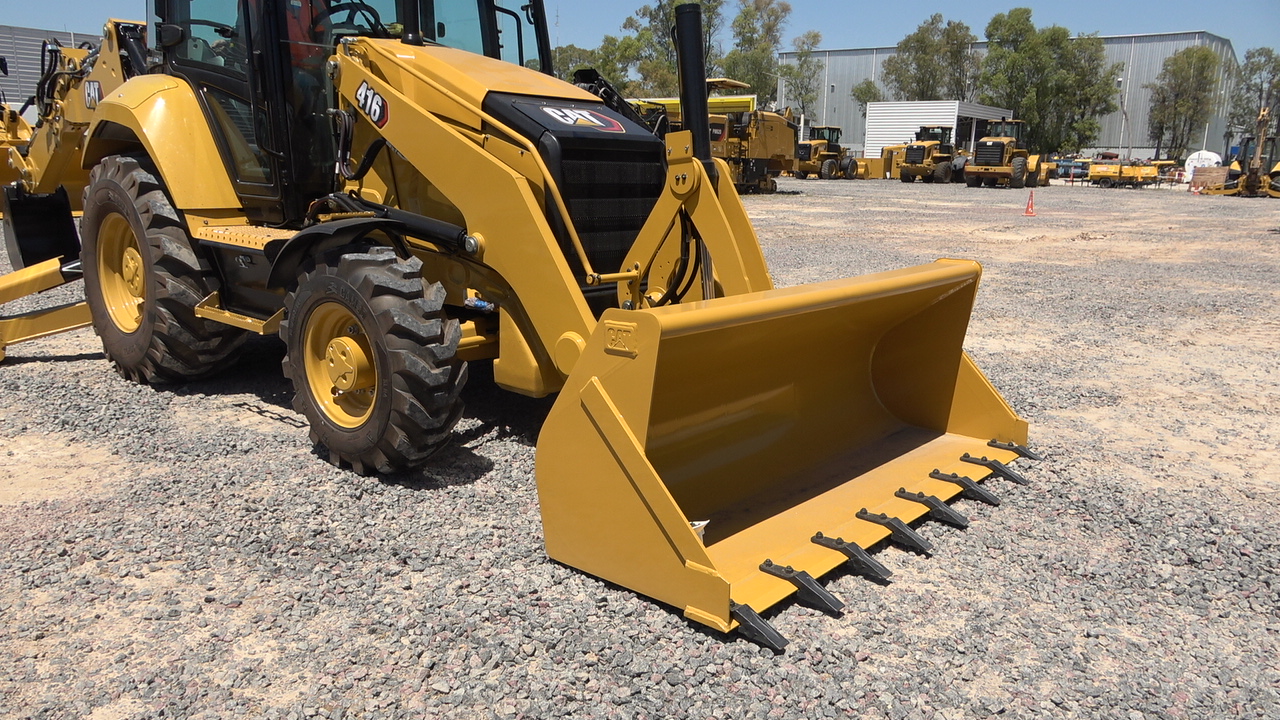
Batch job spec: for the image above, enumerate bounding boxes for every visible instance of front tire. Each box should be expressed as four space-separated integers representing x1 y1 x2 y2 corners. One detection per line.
932 162 953 184
966 174 982 188
80 155 246 383
281 246 467 474
1009 157 1028 189
819 159 837 179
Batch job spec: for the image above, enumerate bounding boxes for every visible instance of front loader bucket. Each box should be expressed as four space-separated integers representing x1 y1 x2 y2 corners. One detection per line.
535 259 1030 643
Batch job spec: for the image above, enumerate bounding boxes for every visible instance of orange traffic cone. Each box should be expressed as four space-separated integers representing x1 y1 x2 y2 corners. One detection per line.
1023 190 1037 216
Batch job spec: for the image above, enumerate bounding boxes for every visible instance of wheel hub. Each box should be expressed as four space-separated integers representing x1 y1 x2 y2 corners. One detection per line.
325 336 374 392
303 302 378 428
97 213 145 333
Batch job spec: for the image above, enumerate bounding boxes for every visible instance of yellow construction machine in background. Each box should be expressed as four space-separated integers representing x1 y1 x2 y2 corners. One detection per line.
964 119 1049 189
0 1 1036 650
795 125 856 179
1202 107 1280 197
899 126 962 183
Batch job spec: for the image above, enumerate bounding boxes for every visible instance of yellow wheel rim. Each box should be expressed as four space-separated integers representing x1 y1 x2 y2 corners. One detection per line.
97 213 145 333
303 302 377 428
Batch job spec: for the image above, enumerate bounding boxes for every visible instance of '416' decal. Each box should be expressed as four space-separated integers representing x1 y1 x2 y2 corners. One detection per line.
354 81 389 128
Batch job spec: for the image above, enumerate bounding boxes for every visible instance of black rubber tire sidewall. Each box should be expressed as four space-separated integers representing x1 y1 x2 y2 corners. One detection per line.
81 166 160 371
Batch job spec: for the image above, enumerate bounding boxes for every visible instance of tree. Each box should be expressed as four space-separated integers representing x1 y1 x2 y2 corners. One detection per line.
721 0 791 103
619 0 727 96
778 30 822 119
552 45 600 83
978 8 1120 153
850 79 884 117
1144 46 1220 160
1228 47 1280 144
880 14 980 102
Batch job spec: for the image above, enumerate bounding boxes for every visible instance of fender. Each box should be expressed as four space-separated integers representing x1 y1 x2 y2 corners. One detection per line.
82 75 240 210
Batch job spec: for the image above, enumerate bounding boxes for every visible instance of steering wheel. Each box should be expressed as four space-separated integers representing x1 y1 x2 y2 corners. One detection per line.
316 2 389 37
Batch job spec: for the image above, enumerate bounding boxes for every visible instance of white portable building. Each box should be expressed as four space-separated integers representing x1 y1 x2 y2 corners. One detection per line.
863 101 1014 158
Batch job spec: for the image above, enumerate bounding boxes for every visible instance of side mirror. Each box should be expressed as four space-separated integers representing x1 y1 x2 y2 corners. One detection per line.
158 23 185 48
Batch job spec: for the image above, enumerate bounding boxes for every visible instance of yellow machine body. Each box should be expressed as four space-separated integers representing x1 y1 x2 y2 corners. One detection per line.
0 105 33 187
709 109 798 193
0 6 1033 645
795 126 854 179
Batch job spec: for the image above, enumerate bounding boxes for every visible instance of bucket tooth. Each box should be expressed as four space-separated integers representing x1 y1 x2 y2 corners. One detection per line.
729 602 788 652
988 439 1043 461
811 532 893 582
856 509 934 554
894 488 970 528
760 560 844 615
929 469 1001 506
961 453 1030 485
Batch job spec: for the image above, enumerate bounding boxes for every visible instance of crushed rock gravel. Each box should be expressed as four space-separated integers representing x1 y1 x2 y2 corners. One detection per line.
1 178 1277 719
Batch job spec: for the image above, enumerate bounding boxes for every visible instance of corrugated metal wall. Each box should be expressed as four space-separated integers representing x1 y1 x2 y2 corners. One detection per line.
863 101 1013 158
779 31 1239 159
1 25 95 112
864 101 959 158
775 46 895 153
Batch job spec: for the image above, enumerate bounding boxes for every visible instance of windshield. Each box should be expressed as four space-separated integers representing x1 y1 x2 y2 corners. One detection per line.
988 121 1022 139
812 127 840 143
918 127 951 143
324 0 550 72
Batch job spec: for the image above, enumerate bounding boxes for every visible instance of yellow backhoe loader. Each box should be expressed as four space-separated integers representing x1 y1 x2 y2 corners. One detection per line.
0 1 1035 650
1202 107 1280 197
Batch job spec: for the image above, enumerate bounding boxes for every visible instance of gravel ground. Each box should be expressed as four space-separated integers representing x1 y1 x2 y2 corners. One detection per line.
1 179 1278 719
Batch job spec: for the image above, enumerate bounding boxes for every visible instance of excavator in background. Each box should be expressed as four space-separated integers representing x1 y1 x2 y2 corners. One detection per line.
795 125 855 179
0 1 1035 651
1203 107 1280 197
964 119 1048 189
899 125 963 184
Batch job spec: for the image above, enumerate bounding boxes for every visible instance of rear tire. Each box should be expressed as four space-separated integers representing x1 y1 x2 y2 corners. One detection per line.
984 177 999 188
80 155 246 383
966 174 982 188
933 162 952 183
900 172 915 183
794 170 808 180
819 159 837 179
281 246 467 474
1009 157 1028 189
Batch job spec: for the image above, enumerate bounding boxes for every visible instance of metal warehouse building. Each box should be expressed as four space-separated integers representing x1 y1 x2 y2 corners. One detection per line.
778 31 1238 159
1 25 97 112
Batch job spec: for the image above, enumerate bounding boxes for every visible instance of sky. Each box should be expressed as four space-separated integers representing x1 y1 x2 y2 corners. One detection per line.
5 1 1277 58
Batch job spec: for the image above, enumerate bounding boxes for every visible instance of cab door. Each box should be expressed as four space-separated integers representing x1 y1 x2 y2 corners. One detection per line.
158 0 287 223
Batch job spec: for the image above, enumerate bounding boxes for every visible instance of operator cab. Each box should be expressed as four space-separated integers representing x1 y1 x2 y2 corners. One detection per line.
153 0 552 225
809 126 841 144
984 119 1026 148
914 126 952 145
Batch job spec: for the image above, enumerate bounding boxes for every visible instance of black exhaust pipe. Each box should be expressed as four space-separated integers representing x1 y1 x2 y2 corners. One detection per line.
401 0 423 45
673 3 716 184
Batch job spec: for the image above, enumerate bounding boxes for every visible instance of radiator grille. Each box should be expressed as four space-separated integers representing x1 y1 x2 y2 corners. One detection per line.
797 144 812 161
558 145 665 278
905 145 926 164
975 142 1005 167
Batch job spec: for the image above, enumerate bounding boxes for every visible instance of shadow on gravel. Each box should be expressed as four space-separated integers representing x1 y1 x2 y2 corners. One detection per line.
456 360 555 448
378 443 495 490
1 351 101 365
168 335 295 412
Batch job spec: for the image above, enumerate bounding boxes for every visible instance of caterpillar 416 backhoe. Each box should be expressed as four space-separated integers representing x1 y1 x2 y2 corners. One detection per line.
0 1 1036 650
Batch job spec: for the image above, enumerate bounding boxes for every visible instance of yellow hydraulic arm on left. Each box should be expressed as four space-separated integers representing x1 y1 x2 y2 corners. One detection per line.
0 259 91 362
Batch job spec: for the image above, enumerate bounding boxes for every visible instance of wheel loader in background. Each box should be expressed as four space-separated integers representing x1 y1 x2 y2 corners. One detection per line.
0 1 1036 651
795 125 855 179
964 119 1047 189
708 107 798 193
899 125 961 183
1203 107 1280 197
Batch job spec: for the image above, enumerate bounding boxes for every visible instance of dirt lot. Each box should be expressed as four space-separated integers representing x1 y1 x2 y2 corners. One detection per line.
1 178 1277 719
